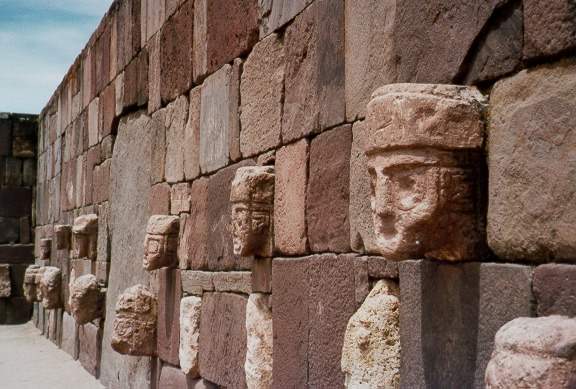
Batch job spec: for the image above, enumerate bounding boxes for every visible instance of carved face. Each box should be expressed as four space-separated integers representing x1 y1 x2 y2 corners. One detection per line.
40 267 61 309
23 265 41 303
231 202 271 257
40 239 51 260
143 234 177 271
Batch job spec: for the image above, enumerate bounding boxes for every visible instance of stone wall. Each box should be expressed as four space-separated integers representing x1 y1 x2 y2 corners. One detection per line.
0 112 36 324
33 0 576 388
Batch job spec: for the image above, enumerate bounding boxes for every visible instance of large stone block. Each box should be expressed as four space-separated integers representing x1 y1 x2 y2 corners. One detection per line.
245 293 273 389
160 0 193 104
399 260 534 389
240 33 284 157
523 0 576 60
178 178 208 270
488 59 576 262
307 125 351 253
199 62 241 174
159 364 213 389
162 95 189 183
533 264 576 317
184 87 201 180
171 183 190 214
0 188 32 218
157 268 181 366
199 292 248 388
274 139 308 255
99 82 116 141
193 0 258 80
144 0 166 42
485 316 576 388
260 0 312 36
61 310 79 360
123 48 148 108
282 0 345 142
180 296 202 376
147 32 161 114
149 182 170 215
0 217 19 244
78 321 103 377
100 112 154 389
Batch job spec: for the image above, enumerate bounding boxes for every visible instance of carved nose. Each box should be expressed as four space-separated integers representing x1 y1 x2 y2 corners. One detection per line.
374 175 394 216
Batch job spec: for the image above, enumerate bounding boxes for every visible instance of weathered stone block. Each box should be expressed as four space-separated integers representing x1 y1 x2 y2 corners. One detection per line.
93 158 111 204
533 264 576 317
399 260 534 389
485 316 576 388
123 48 148 108
307 125 351 253
252 258 272 293
524 0 576 60
157 268 181 366
274 139 308 255
240 33 284 157
0 264 11 297
488 59 576 262
260 0 312 37
78 321 103 377
171 183 190 214
4 157 22 186
69 274 104 325
143 215 179 271
144 0 166 42
99 83 116 141
282 0 345 142
180 296 201 376
159 364 208 389
245 293 273 389
160 0 193 103
199 62 241 174
193 0 258 80
149 182 170 215
366 256 399 279
150 113 166 184
147 32 161 114
199 292 248 388
88 98 99 147
40 266 62 309
181 271 214 295
184 87 201 180
178 178 208 270
61 311 79 360
212 271 251 294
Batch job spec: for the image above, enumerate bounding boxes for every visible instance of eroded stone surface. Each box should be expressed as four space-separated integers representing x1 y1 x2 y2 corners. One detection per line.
485 316 576 389
180 296 202 376
534 264 576 317
341 279 400 389
72 214 98 260
230 166 275 258
40 238 52 260
69 274 104 325
0 264 10 297
54 224 72 250
245 293 273 389
111 284 157 356
143 215 179 271
23 264 42 302
40 266 62 309
365 84 486 261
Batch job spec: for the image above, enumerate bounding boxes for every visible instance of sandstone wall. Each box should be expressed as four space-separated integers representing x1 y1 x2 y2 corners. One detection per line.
34 0 576 388
0 113 36 324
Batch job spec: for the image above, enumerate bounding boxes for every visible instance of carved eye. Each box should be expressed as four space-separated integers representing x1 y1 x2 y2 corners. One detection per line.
396 171 425 211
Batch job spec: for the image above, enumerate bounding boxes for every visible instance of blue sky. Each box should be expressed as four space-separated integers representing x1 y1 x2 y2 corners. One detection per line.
0 0 113 114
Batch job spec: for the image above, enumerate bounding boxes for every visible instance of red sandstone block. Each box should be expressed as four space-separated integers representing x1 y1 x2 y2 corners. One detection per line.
158 268 181 366
193 0 259 80
160 0 193 104
84 145 102 205
159 364 217 389
149 182 171 215
171 182 190 214
95 21 112 96
92 159 111 204
123 48 149 108
147 32 162 114
307 125 351 253
178 178 208 270
99 83 116 141
78 321 103 377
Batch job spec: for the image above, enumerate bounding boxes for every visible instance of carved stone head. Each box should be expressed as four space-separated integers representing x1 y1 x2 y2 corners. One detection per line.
55 224 72 250
143 215 179 271
111 284 157 356
40 266 62 309
39 238 52 260
23 265 43 303
230 166 275 257
72 214 98 260
69 274 105 325
365 84 486 261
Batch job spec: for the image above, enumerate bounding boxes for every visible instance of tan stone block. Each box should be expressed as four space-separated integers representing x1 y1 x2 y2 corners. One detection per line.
149 182 170 215
184 86 201 180
181 270 214 295
245 293 273 389
171 183 190 215
179 296 202 376
212 271 252 294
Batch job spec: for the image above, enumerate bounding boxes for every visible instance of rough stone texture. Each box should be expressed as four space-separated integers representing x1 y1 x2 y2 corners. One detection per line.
523 0 576 60
240 33 284 157
199 62 241 174
349 120 377 253
61 310 79 360
274 139 308 255
0 264 10 297
488 59 576 262
341 279 400 389
251 258 272 293
485 316 576 389
123 48 149 108
149 182 170 215
180 296 202 376
199 292 248 388
193 0 259 80
150 113 166 184
78 321 103 377
100 112 154 389
260 0 312 37
111 284 157 356
69 274 104 325
366 256 399 279
181 271 214 295
212 271 252 294
143 215 179 271
533 264 576 317
282 0 345 142
399 260 534 389
144 0 166 42
307 125 351 253
245 293 273 389
157 268 181 366
171 183 190 214
54 224 72 250
159 364 211 389
178 178 208 270
163 95 189 183
88 98 100 147
40 266 62 309
184 87 201 180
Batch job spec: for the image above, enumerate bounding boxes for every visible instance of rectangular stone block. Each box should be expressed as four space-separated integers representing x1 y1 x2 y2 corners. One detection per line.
159 364 213 389
282 0 345 142
79 321 103 377
534 264 576 317
160 0 193 104
99 82 116 141
199 292 248 388
212 271 251 294
0 188 32 218
4 157 22 186
7 263 26 298
252 258 272 293
307 125 351 253
149 182 170 215
274 139 308 256
398 260 534 389
62 311 79 360
0 217 19 244
193 0 259 80
123 48 149 108
163 96 188 183
157 268 181 366
181 271 214 296
199 61 241 174
366 256 399 279
260 0 312 36
93 159 111 204
145 0 166 42
88 98 99 147
178 178 208 270
0 244 34 264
